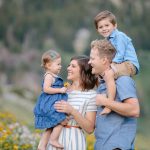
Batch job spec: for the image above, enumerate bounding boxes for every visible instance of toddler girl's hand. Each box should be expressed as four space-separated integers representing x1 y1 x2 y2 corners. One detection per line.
60 87 67 93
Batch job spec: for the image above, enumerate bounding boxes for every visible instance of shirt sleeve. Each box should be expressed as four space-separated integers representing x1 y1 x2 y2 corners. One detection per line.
86 91 97 112
124 38 140 72
116 76 138 102
111 32 139 72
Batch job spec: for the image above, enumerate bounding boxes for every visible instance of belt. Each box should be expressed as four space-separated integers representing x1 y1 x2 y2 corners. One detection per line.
64 125 81 129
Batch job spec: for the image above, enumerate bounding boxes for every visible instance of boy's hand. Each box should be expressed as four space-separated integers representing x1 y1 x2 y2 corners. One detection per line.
103 68 114 82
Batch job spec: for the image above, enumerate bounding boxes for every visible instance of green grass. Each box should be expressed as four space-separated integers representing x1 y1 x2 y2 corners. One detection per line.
0 97 34 127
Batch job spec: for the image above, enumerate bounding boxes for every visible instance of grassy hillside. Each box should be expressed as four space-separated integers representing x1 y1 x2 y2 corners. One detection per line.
134 50 150 149
0 50 150 149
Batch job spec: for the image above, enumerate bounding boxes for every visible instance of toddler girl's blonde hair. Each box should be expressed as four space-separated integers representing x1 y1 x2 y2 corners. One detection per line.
41 50 60 69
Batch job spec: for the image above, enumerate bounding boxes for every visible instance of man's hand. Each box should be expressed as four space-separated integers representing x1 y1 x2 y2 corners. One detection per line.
96 94 107 106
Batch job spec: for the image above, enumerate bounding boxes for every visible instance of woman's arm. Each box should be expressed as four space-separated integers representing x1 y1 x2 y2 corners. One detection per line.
71 109 96 134
54 101 96 134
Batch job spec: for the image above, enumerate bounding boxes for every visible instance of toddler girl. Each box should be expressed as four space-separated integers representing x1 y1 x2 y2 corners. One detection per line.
34 50 67 150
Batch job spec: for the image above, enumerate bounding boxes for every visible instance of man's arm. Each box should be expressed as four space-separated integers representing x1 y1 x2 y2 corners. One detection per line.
96 94 140 117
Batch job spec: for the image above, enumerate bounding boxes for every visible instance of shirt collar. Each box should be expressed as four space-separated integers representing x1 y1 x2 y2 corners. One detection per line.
98 75 105 83
107 29 118 39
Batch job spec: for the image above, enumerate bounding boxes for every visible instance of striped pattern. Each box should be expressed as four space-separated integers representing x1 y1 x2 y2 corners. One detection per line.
47 90 97 150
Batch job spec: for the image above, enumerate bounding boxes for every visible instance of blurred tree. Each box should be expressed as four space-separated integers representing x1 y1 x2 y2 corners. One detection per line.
0 0 150 53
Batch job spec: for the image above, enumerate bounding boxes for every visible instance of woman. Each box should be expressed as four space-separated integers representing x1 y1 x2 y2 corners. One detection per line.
47 55 98 150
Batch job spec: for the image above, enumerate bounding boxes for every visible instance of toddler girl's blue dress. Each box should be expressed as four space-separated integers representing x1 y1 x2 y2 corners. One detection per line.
34 76 68 129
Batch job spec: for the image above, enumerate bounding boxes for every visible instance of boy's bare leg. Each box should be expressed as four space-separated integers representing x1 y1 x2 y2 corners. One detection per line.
38 128 52 150
111 61 136 78
100 61 136 115
49 124 63 149
100 69 116 115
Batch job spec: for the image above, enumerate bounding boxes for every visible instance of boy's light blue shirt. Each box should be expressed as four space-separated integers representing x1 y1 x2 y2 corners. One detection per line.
94 76 138 150
107 29 140 73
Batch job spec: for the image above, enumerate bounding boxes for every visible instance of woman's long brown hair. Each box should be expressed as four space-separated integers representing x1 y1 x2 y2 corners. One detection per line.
71 55 98 91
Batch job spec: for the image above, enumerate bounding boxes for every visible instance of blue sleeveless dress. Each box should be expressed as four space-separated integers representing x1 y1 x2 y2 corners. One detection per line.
34 76 67 129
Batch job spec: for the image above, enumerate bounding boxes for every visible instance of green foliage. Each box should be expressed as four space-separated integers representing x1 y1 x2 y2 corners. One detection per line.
10 87 25 98
0 0 150 52
135 50 150 117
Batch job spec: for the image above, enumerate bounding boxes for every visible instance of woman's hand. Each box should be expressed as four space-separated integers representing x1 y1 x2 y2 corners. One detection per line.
60 116 70 126
54 100 74 115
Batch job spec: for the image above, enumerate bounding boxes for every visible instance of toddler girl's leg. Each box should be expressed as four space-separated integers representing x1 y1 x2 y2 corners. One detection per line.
38 128 52 150
101 69 116 115
49 124 63 148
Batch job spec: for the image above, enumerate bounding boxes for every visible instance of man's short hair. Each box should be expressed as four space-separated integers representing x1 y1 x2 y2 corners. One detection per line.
91 39 116 62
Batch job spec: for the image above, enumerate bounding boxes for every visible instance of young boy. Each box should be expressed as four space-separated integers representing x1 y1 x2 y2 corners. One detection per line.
94 10 139 115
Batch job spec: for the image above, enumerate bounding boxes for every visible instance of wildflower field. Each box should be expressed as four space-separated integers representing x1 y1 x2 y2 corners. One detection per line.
0 111 40 150
0 111 96 150
1 111 144 150
86 134 95 150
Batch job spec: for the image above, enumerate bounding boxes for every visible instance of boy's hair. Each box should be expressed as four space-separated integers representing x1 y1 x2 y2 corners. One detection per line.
41 50 60 69
94 10 117 29
91 39 116 62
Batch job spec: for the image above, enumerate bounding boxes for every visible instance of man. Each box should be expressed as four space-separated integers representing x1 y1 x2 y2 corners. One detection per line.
88 39 140 150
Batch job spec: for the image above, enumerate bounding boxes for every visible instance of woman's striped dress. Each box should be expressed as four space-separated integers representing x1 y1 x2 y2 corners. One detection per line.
47 90 97 150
